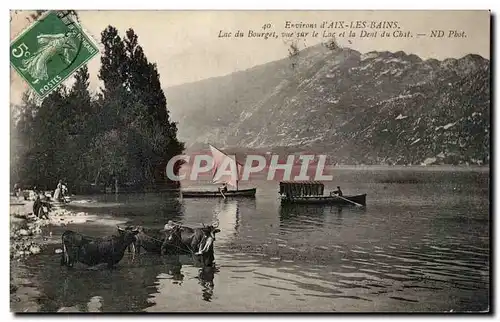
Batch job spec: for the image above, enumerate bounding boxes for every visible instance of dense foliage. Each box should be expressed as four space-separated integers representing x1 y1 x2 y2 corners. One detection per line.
11 25 184 191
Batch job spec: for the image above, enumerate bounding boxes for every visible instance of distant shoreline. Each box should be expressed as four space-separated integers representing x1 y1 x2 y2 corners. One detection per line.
325 165 490 172
180 163 490 172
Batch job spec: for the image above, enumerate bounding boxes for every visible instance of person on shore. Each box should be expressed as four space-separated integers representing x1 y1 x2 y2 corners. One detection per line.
33 192 50 219
61 182 68 202
33 194 42 218
53 180 63 202
13 183 21 200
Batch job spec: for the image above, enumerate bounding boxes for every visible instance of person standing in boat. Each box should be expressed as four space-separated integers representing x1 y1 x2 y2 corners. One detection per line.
218 183 228 194
332 186 343 197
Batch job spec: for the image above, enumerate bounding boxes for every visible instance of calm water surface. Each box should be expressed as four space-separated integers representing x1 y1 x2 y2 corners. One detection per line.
17 168 490 312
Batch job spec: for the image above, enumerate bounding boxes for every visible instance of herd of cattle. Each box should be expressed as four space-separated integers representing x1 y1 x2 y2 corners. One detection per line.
60 221 221 269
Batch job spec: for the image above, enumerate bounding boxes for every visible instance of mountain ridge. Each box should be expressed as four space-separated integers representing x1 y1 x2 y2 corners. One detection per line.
165 45 490 166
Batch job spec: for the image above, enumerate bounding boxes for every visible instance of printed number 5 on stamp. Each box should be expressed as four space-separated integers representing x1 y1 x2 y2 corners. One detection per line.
10 11 99 99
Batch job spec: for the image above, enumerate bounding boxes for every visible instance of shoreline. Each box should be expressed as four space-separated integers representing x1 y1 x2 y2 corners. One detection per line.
9 197 107 312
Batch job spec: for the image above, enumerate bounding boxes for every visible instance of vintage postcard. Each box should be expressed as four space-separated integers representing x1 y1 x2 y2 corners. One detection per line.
10 10 490 313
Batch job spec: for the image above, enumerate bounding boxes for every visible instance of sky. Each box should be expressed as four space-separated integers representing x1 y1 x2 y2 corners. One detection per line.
10 10 490 104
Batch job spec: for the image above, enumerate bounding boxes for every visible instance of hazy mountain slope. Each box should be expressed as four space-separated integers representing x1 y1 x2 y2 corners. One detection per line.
166 45 490 165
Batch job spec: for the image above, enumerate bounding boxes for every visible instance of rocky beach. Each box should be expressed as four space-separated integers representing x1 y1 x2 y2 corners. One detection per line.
9 196 103 312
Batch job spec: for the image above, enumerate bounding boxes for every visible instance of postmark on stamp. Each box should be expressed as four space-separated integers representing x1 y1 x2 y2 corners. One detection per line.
10 10 99 99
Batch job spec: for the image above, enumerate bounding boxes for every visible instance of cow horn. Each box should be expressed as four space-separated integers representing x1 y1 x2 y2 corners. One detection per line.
212 220 219 228
117 226 125 232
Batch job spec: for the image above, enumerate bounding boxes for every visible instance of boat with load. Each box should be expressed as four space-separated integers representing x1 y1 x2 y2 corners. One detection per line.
181 144 257 199
279 181 366 206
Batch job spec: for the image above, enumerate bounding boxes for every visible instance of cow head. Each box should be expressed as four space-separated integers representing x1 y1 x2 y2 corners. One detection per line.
204 220 220 238
124 225 143 236
135 225 145 233
117 226 140 243
165 223 182 243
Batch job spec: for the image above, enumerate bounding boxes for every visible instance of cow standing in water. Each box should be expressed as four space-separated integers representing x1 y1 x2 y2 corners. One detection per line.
60 227 139 269
128 224 183 255
161 221 220 267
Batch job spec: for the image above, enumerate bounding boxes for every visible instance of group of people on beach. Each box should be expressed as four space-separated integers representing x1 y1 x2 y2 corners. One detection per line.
12 179 69 203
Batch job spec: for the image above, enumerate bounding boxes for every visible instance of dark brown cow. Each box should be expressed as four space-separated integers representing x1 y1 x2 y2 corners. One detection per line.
161 221 220 267
127 225 182 255
61 227 139 269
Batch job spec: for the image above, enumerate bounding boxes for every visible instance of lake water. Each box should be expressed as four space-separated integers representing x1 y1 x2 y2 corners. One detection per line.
15 168 490 312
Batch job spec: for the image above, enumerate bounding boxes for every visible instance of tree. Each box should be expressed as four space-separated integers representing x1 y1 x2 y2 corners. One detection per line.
64 66 97 185
12 68 95 190
12 87 70 189
98 27 184 188
98 26 128 95
10 92 38 187
123 28 184 186
11 25 185 192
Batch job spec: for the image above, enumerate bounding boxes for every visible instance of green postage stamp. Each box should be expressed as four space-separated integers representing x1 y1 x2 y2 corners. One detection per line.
10 11 99 98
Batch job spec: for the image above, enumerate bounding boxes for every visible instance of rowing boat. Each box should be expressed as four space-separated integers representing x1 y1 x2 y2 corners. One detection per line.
280 194 367 206
278 181 366 206
181 188 257 198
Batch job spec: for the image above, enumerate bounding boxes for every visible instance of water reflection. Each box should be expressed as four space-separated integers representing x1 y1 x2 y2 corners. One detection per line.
336 207 343 223
145 255 221 306
68 193 185 229
28 251 166 312
198 266 218 302
213 200 240 242
179 199 257 245
279 204 328 229
279 203 370 233
18 171 490 312
162 255 184 284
